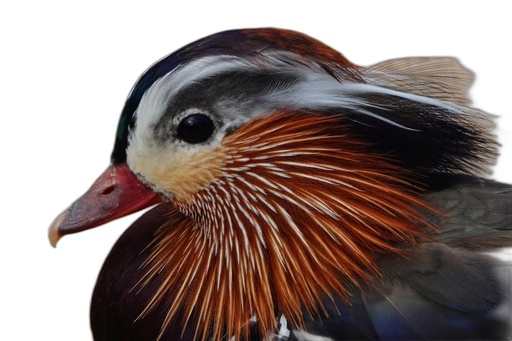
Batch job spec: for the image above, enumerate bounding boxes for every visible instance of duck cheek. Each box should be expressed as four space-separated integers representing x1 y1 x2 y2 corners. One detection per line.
128 145 227 203
48 163 161 246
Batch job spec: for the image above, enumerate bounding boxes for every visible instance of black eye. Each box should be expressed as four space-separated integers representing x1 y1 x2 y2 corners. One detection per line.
177 113 215 144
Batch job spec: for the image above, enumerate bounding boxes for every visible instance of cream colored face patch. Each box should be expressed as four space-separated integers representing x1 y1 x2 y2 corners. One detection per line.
128 143 227 203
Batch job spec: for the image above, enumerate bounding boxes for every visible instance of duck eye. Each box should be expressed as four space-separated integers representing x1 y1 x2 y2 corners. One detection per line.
177 113 215 144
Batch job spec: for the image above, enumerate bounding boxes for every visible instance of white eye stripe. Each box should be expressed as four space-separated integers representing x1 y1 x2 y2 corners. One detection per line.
133 51 331 131
135 55 254 131
129 50 491 177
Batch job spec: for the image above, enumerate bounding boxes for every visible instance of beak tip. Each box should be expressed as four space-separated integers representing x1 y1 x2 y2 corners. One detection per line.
49 210 68 247
47 164 161 248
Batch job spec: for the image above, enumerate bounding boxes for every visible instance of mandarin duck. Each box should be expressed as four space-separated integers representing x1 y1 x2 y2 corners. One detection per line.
49 28 512 340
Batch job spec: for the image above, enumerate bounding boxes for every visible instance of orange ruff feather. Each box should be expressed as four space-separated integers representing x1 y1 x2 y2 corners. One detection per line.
135 112 434 340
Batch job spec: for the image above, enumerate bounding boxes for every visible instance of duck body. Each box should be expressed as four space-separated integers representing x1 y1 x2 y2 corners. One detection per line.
49 28 512 340
91 177 512 340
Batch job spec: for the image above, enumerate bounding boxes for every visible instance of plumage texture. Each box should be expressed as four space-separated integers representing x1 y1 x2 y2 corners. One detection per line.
135 112 435 340
49 28 512 340
91 179 512 340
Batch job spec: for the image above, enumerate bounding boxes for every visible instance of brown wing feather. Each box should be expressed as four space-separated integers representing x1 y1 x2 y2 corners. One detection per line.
363 57 474 105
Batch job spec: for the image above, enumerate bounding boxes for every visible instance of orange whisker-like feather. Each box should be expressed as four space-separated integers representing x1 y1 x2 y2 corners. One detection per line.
136 111 436 340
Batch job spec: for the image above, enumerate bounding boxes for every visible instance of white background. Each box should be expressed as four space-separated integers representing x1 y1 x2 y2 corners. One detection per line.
2 1 511 340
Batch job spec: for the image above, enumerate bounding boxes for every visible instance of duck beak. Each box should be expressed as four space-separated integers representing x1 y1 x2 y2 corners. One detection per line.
49 163 161 247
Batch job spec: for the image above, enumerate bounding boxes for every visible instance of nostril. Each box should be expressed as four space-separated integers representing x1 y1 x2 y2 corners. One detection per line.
101 185 116 196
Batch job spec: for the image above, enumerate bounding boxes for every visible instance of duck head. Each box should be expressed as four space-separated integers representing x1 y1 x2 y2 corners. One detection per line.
49 28 498 340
